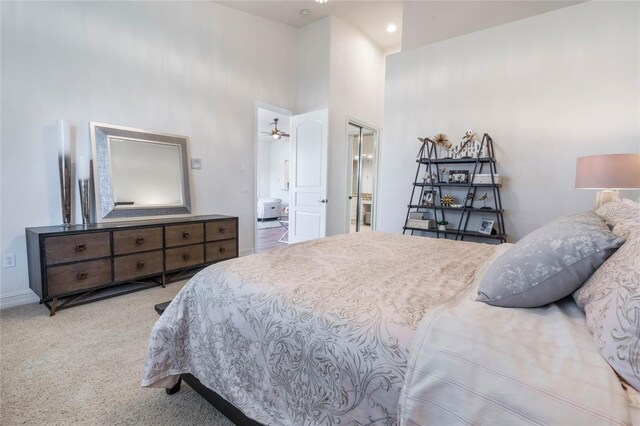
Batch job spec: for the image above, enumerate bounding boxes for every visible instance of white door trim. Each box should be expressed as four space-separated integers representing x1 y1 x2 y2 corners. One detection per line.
344 117 381 233
254 102 293 253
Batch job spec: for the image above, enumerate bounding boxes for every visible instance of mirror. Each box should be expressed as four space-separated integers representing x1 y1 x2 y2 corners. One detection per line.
90 122 192 222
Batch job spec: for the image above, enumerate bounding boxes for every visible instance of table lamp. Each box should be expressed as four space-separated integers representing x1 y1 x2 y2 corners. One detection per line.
575 153 640 209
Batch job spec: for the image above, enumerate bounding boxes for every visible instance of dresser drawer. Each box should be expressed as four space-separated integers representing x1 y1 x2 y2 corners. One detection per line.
205 220 237 242
166 244 204 271
114 250 164 282
113 227 163 255
206 240 237 263
46 259 112 297
165 224 204 247
45 232 110 265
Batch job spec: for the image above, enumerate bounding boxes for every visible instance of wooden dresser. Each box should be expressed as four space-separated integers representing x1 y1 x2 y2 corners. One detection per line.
26 215 238 315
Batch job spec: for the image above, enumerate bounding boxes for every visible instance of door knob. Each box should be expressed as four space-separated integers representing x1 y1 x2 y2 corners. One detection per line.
319 199 328 204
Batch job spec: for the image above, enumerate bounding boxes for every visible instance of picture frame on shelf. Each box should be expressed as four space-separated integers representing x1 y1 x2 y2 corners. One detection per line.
478 218 494 235
448 170 469 184
421 189 436 206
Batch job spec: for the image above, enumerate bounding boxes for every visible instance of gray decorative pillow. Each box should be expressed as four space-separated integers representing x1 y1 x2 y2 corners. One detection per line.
577 233 640 391
477 211 624 308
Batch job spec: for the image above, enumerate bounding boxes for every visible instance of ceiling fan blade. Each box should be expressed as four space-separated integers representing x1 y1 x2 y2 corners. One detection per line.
280 132 290 138
260 131 273 135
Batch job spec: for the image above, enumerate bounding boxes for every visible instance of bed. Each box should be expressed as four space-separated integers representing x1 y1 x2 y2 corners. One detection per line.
142 208 639 425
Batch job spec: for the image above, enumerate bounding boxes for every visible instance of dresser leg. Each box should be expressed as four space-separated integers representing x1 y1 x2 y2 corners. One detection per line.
49 298 58 316
39 299 43 304
162 274 166 288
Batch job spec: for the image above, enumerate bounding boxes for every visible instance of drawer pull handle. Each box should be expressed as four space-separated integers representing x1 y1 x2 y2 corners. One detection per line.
77 272 88 280
219 227 226 233
219 247 226 253
137 261 145 269
76 244 86 252
183 231 190 238
136 237 145 245
183 253 190 261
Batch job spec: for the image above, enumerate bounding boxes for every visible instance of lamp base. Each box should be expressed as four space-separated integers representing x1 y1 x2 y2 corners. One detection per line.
594 189 620 210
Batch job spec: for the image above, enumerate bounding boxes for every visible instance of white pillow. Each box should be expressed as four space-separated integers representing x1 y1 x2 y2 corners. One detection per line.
574 232 640 391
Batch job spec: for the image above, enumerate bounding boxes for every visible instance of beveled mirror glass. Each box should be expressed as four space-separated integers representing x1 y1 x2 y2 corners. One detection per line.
90 122 192 222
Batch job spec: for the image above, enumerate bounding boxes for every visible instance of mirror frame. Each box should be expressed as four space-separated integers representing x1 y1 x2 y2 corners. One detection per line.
90 122 192 222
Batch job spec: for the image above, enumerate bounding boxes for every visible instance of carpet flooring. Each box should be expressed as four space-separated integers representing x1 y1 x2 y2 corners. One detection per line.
0 282 233 426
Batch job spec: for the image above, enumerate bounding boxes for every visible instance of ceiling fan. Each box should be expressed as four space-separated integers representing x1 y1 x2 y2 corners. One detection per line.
261 118 290 140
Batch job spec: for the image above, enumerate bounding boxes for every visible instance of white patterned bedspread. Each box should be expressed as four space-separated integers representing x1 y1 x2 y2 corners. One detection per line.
399 244 633 426
142 232 496 425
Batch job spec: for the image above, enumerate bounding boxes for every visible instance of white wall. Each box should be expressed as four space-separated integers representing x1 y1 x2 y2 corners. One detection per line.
0 1 298 306
379 1 640 240
327 17 385 235
297 18 331 114
257 140 272 199
269 140 290 206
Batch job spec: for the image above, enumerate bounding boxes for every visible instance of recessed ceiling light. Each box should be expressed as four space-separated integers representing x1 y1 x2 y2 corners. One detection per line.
315 0 328 4
386 23 397 33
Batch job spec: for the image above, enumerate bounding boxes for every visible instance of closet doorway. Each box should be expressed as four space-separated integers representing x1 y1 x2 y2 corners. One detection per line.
347 121 379 233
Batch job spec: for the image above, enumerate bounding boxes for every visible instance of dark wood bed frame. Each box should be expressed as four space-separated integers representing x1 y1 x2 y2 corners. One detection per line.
155 301 263 426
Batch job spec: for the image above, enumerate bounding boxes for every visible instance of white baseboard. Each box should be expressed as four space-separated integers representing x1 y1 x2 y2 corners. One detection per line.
0 289 39 310
239 248 255 257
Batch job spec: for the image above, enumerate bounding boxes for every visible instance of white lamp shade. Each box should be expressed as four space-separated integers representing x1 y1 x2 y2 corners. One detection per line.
575 154 640 189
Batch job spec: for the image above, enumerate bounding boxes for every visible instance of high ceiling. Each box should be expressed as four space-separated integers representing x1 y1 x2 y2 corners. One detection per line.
216 1 403 51
215 1 581 52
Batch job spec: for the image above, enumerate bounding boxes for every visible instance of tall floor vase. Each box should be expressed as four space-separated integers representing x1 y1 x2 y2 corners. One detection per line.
58 152 71 227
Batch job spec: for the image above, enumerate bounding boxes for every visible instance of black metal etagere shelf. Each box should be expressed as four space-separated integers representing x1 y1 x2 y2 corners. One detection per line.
403 134 507 243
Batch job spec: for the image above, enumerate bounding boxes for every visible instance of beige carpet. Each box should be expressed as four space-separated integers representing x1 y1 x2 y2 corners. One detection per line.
0 281 233 425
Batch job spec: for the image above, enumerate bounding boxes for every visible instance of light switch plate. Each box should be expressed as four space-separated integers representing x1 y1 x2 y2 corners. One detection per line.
240 184 249 193
191 158 202 169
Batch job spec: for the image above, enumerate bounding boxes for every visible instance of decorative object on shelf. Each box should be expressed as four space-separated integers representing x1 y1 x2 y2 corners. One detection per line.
575 153 640 210
433 133 451 158
478 218 494 235
417 137 427 159
403 132 506 243
56 119 72 227
437 220 448 231
473 174 502 185
448 170 469 184
421 189 436 206
441 194 455 207
448 129 482 159
406 218 433 230
423 171 437 183
479 193 490 209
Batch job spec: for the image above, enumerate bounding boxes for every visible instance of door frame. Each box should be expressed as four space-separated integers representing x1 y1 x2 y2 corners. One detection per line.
344 117 381 233
254 101 293 253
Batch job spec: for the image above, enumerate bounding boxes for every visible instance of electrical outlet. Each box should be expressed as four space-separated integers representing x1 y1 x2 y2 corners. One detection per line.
190 158 202 170
4 253 16 268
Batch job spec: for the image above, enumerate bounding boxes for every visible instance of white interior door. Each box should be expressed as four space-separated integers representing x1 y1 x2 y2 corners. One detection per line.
289 109 328 244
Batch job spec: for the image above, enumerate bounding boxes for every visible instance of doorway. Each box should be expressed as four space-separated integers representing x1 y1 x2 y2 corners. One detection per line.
255 104 292 253
347 121 378 233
